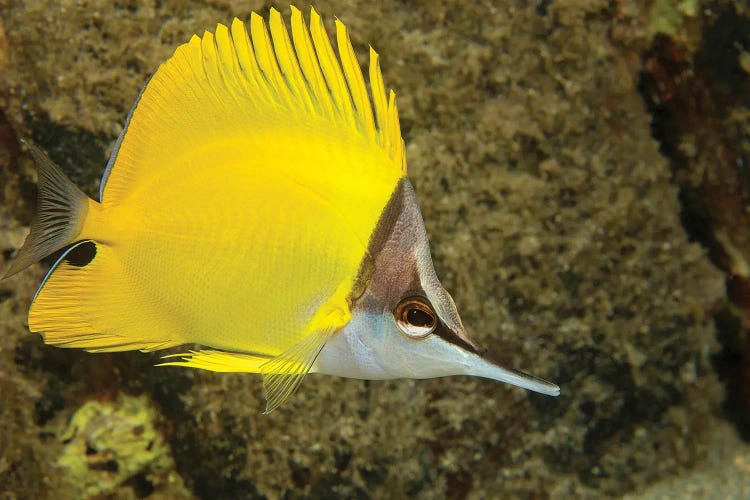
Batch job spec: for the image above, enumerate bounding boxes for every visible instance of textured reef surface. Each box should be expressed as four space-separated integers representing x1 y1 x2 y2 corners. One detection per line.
0 0 748 498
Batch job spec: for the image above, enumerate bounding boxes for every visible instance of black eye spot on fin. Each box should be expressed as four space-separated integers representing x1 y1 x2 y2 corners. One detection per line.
64 241 96 268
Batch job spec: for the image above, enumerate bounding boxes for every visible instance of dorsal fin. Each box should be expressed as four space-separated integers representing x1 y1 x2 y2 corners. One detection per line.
100 6 406 205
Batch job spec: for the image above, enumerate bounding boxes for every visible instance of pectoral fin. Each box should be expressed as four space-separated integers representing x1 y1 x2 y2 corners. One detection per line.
260 327 335 413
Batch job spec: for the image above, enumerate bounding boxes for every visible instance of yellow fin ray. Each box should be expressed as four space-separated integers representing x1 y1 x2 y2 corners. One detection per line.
268 8 314 115
250 11 293 110
200 32 235 109
368 48 388 148
289 6 335 118
159 350 270 373
388 90 406 171
213 24 242 96
229 18 271 108
309 8 355 127
336 19 375 139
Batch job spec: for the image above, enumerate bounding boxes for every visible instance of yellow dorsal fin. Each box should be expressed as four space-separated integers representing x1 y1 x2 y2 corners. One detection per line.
100 6 405 205
336 18 375 140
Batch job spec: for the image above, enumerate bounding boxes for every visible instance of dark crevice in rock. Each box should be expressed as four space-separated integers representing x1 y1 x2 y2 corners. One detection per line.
638 6 750 438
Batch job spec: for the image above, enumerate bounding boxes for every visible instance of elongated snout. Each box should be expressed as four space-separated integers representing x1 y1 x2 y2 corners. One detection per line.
426 315 561 396
464 352 560 396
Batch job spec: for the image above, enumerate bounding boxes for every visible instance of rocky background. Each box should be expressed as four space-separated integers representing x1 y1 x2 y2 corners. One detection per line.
0 0 748 498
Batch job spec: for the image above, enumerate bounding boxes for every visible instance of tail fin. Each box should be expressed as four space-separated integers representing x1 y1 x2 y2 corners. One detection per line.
3 141 89 278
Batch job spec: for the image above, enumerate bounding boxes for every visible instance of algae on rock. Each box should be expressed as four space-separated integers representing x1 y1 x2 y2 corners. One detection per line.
55 394 188 498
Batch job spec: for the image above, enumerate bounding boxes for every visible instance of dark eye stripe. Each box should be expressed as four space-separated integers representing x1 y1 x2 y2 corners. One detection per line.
433 321 487 356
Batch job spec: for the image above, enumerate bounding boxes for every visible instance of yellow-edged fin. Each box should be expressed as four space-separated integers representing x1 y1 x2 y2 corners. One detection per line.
161 316 342 412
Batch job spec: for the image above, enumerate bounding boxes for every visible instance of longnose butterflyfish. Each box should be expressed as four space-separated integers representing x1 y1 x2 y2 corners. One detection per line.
4 7 560 411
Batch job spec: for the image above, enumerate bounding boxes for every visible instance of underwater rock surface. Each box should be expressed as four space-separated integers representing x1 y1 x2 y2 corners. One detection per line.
0 0 745 498
56 394 188 497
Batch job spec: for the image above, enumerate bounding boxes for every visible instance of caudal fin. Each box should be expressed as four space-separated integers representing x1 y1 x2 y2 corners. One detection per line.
3 141 89 278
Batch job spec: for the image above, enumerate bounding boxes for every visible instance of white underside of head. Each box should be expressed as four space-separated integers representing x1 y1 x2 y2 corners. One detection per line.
314 310 560 396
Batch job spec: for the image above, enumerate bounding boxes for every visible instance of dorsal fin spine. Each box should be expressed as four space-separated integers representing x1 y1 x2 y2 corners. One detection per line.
250 12 293 111
208 28 252 115
387 91 400 170
336 19 376 139
268 9 315 117
214 23 252 112
187 35 220 112
200 32 233 110
290 7 336 119
368 47 388 149
309 8 356 128
230 18 274 109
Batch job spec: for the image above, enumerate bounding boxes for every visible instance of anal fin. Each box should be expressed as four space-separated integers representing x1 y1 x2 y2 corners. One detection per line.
161 329 335 413
159 350 271 372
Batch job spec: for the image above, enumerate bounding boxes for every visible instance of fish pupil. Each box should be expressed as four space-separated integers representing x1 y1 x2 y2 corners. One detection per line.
407 308 433 327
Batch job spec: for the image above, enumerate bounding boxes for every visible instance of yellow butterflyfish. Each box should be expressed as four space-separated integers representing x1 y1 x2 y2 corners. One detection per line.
4 7 559 412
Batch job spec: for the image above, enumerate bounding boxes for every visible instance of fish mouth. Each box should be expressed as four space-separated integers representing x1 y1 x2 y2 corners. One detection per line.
473 352 561 396
434 321 560 396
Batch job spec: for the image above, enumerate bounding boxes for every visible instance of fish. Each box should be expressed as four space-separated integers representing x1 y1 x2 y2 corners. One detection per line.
3 7 560 411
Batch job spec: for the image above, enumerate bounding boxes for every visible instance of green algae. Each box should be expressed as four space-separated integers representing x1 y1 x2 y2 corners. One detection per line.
55 394 188 498
648 0 700 40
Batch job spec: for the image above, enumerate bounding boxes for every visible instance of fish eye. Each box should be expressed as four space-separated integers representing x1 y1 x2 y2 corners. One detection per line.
395 297 437 339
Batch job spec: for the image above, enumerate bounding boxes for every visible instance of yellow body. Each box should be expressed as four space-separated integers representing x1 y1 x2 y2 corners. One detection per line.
27 8 405 376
